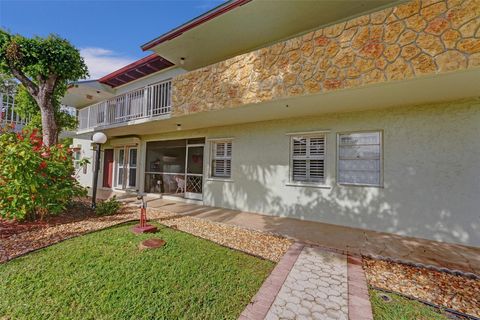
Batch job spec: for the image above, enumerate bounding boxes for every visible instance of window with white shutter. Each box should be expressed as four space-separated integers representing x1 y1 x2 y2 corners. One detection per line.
337 131 382 186
290 134 326 184
211 140 232 178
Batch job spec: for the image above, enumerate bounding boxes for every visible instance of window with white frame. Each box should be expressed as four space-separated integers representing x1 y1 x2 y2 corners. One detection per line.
290 134 326 184
211 140 232 178
337 131 382 186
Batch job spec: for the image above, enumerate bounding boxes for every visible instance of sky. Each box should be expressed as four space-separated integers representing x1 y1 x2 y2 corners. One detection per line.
0 0 225 79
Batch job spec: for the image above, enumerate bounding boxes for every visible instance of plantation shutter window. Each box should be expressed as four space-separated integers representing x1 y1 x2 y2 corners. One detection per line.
338 131 382 186
290 134 326 184
211 140 232 178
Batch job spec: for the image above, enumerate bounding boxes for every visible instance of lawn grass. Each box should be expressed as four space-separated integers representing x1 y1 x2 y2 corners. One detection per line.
370 289 450 320
0 223 274 320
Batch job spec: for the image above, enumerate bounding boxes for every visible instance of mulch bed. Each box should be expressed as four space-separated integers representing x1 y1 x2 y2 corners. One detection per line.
1 198 96 239
0 202 178 263
363 257 480 317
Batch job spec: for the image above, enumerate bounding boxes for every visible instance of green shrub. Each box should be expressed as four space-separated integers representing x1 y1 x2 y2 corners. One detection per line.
0 125 87 221
95 196 122 216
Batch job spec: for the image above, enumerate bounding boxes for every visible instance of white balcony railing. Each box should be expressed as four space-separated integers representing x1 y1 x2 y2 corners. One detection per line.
78 80 172 130
0 92 28 132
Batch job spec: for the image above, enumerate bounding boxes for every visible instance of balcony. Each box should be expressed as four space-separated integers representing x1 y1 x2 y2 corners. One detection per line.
1 92 28 132
78 80 171 131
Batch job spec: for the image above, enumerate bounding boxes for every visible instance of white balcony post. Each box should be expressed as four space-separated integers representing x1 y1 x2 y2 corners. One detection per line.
87 106 91 128
143 86 149 118
167 82 172 113
5 95 10 123
0 93 3 122
104 102 107 125
10 95 14 122
151 84 155 117
126 93 130 120
116 97 120 123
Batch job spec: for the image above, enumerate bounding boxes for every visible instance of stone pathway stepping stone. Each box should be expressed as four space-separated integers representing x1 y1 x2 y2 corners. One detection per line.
264 246 348 320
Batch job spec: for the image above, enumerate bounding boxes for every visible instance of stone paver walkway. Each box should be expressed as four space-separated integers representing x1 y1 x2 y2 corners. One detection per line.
265 246 348 320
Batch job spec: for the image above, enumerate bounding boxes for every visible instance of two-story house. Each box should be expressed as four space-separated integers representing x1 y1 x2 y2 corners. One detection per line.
63 0 480 247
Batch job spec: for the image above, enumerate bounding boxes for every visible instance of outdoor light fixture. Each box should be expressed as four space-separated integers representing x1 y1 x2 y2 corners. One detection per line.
92 132 107 144
176 123 182 131
91 132 107 209
180 57 185 65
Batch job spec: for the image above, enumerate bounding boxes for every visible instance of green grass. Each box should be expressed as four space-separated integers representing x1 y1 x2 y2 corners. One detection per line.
370 289 450 320
0 223 274 320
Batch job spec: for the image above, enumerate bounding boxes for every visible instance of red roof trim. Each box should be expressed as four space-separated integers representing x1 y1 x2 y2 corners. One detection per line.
98 54 158 83
141 0 252 51
98 54 173 88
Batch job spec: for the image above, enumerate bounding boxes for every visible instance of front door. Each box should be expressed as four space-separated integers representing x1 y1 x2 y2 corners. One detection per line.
102 149 114 188
185 144 204 200
115 146 138 190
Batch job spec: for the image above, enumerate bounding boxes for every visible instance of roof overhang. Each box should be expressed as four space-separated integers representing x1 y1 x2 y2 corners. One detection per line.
142 0 404 70
98 54 174 87
62 80 115 109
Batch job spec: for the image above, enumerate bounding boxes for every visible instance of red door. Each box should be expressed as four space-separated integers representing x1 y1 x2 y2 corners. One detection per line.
103 149 114 188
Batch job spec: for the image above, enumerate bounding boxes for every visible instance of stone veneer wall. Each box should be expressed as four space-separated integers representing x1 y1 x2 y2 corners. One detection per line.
172 0 480 116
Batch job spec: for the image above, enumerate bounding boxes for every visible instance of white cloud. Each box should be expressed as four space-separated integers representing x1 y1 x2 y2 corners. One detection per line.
80 47 135 80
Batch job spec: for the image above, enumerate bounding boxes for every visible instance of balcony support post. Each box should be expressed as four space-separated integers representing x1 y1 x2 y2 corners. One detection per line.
103 102 107 125
0 93 3 122
143 86 149 117
87 106 91 129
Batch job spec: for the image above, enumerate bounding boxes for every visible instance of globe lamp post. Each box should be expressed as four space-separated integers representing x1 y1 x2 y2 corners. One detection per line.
91 132 107 209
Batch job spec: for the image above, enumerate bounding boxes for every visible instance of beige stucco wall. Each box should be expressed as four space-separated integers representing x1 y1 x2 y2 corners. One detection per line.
139 98 480 246
172 0 480 116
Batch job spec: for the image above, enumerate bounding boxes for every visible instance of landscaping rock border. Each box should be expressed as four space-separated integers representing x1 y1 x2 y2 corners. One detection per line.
159 216 293 262
363 257 480 318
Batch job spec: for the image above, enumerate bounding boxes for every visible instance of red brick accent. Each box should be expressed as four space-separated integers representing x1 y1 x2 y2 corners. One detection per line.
348 256 373 320
239 242 304 320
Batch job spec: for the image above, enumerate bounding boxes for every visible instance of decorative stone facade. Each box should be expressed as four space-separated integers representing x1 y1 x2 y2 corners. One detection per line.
172 0 480 116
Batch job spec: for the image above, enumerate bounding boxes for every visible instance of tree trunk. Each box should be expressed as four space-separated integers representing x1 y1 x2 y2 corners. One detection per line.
39 101 58 146
8 66 60 147
36 78 58 146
